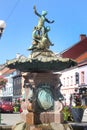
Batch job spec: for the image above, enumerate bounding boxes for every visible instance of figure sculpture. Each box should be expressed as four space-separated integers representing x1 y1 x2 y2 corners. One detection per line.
33 5 54 34
28 6 54 51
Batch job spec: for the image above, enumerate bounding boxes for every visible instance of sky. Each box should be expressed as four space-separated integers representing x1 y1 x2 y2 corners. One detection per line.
0 0 87 64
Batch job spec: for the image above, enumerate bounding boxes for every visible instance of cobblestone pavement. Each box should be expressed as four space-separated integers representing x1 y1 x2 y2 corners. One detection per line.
0 113 23 126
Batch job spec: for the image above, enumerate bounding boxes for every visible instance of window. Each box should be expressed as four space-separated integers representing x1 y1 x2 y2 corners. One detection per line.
67 77 69 86
13 79 16 86
63 78 65 87
75 72 79 84
81 71 84 84
70 76 73 86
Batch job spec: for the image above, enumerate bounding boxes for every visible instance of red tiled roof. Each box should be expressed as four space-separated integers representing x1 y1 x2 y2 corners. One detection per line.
78 59 87 67
0 67 15 76
2 68 15 75
61 37 87 60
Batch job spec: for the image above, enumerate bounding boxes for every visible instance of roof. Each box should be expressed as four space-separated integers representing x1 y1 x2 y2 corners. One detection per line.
60 36 87 60
78 59 87 67
76 51 87 63
0 67 15 76
2 68 15 75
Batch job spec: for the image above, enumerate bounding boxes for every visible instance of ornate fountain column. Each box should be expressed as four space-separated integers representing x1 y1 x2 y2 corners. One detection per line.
6 5 77 130
22 72 64 125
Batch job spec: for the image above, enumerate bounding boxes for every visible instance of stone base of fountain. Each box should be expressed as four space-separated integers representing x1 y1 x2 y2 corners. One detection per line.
26 112 64 125
13 122 73 130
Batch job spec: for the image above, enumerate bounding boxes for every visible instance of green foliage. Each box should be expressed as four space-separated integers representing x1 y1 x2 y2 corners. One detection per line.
72 105 87 109
13 106 19 112
62 106 73 122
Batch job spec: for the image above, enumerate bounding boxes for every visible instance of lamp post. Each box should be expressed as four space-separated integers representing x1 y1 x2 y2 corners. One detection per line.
0 20 6 38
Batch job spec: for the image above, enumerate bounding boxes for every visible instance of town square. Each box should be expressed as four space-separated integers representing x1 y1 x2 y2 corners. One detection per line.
0 0 87 130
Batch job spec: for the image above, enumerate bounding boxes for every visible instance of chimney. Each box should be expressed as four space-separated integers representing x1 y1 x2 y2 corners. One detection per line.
80 34 86 41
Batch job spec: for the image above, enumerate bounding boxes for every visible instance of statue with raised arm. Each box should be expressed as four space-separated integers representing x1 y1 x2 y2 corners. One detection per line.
28 6 54 51
33 5 54 34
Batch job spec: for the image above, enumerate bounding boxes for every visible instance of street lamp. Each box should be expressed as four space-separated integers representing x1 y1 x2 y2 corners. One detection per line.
0 20 6 38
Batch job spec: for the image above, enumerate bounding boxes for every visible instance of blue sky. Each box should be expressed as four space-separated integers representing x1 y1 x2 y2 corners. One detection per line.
0 0 87 64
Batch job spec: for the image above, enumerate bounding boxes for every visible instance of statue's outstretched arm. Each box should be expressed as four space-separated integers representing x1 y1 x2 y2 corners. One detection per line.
33 5 41 17
45 18 55 24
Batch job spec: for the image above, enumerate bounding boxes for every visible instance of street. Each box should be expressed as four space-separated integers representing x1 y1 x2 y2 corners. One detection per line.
1 113 23 126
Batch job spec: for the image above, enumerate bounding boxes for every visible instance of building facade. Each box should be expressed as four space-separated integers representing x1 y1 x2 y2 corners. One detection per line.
59 34 87 105
0 66 16 101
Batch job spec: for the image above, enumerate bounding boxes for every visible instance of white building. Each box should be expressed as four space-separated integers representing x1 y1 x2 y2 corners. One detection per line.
60 60 87 105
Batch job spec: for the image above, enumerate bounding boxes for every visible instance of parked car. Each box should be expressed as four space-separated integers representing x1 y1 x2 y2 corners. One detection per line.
0 101 14 113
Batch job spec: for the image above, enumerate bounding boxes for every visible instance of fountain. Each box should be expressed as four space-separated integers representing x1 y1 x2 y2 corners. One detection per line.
6 6 76 130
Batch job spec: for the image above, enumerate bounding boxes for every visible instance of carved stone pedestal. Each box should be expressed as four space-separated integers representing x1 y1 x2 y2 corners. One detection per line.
26 112 64 125
22 72 64 130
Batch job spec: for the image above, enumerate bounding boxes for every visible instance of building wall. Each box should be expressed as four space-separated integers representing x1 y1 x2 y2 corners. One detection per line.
0 72 16 102
60 67 78 94
60 63 87 105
